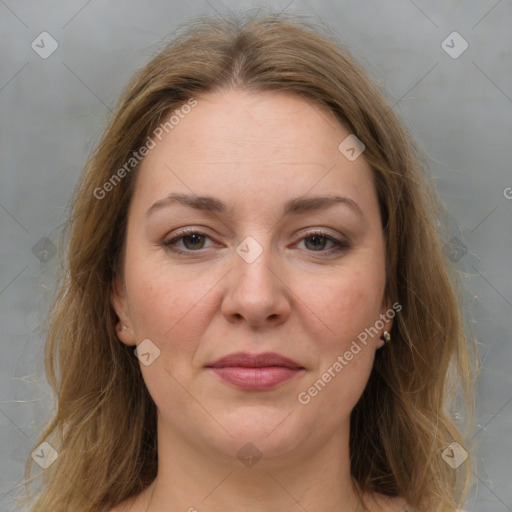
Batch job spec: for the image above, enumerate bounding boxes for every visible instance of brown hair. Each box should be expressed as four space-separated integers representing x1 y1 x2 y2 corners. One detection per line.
21 10 476 512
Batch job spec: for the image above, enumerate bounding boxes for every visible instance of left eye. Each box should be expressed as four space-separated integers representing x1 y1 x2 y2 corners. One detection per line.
297 233 342 251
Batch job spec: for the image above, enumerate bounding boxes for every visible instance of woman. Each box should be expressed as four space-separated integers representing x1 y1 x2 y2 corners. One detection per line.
23 11 476 512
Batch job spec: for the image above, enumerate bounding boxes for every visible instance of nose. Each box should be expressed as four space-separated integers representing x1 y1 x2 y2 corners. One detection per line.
221 243 291 328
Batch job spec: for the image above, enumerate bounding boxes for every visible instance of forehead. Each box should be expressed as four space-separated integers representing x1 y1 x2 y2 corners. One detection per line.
131 89 376 216
165 89 347 162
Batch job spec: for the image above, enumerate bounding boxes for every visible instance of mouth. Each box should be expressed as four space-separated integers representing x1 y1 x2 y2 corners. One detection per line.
205 352 305 391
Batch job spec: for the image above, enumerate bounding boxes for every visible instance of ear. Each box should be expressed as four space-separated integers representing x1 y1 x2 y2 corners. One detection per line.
111 275 137 346
376 300 398 349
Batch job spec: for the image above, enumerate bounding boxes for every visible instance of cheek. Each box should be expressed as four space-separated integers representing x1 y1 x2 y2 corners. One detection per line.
124 252 228 374
293 263 384 411
127 266 210 409
297 278 379 421
124 256 191 343
299 264 385 347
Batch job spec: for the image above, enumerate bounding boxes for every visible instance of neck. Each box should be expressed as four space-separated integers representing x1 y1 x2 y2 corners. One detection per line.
143 418 363 512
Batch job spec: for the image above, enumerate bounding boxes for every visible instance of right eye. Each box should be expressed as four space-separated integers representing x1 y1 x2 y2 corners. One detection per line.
163 229 216 253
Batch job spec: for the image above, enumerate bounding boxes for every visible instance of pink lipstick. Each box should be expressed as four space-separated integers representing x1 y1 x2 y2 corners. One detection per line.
206 352 304 390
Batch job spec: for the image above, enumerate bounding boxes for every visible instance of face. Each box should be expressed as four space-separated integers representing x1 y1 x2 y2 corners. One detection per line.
112 89 392 466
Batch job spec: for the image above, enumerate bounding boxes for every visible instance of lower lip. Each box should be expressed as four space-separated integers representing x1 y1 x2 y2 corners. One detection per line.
209 366 303 390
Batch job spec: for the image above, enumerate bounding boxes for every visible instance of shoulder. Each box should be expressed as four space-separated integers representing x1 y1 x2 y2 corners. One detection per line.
369 497 470 512
105 488 151 512
109 504 142 512
105 505 131 512
106 498 137 512
364 493 408 512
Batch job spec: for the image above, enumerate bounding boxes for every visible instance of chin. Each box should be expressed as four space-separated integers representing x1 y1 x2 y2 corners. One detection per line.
195 408 312 467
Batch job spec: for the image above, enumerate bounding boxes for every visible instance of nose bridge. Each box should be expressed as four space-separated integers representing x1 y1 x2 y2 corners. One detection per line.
236 244 275 295
222 234 290 325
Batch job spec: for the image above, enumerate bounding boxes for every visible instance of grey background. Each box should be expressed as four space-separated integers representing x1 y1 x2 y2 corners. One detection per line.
0 1 511 511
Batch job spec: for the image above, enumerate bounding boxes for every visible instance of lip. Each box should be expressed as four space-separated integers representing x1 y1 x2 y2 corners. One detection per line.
206 352 305 391
207 352 303 369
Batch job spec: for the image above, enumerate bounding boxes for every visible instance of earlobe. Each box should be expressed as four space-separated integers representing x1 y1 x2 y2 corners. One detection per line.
376 300 397 349
380 330 391 343
115 322 137 346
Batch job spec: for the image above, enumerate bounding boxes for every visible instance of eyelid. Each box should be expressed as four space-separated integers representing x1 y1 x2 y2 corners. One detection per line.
163 227 219 248
295 227 346 241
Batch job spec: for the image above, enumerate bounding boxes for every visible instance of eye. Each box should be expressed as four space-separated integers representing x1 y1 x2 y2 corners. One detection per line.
295 231 349 254
163 229 215 253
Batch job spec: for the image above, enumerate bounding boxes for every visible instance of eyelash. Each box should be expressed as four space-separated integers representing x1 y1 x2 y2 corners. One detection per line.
163 228 350 256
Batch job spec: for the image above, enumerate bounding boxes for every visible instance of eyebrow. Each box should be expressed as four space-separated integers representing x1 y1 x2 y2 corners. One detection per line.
145 193 364 218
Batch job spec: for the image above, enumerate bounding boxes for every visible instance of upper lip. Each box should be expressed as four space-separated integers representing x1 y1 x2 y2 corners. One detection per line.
206 352 304 369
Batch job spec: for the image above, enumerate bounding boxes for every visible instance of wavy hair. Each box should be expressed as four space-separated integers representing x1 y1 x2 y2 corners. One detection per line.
21 11 476 512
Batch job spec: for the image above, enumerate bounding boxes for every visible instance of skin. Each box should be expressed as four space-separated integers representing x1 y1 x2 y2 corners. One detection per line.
111 89 404 512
